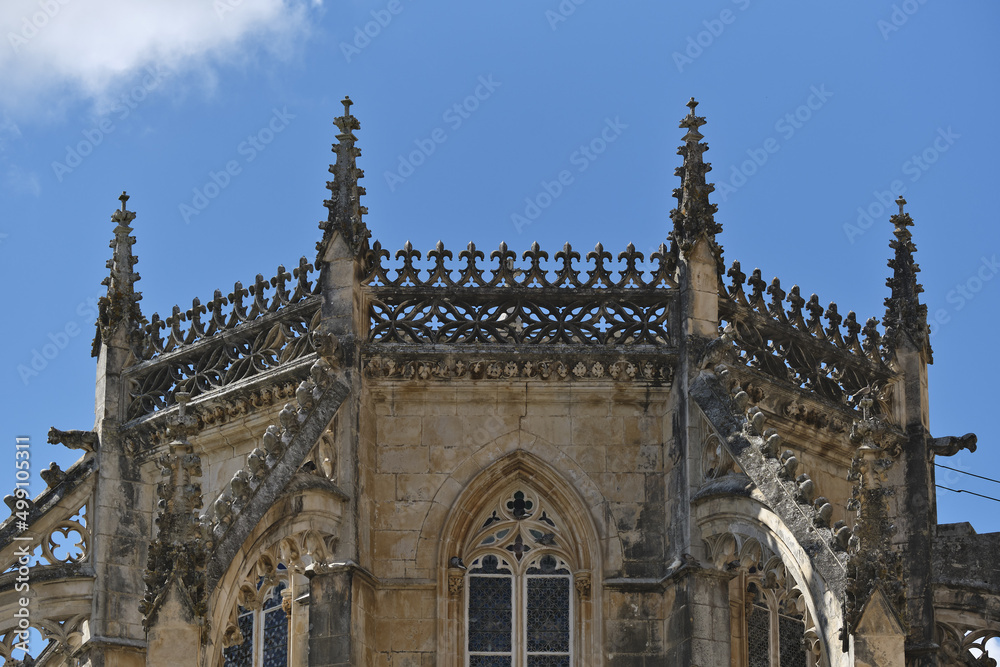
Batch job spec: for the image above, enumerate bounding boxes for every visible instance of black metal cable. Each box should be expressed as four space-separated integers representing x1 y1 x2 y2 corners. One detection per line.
935 462 1000 486
935 484 1000 504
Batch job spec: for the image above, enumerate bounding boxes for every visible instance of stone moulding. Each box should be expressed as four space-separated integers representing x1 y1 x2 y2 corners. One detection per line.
363 354 676 384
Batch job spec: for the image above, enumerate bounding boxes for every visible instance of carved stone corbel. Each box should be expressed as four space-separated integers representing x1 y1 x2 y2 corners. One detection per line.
448 572 464 597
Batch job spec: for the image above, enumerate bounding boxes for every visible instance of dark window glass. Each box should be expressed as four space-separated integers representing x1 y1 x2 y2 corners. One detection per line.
778 614 807 667
468 560 513 655
527 656 571 667
526 577 570 653
223 609 254 667
747 604 770 667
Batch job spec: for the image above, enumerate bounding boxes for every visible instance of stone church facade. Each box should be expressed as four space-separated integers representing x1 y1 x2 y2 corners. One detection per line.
1 98 998 666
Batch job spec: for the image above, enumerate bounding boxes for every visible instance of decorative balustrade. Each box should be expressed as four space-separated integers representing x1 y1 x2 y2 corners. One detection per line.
361 240 678 348
123 258 322 421
719 260 892 410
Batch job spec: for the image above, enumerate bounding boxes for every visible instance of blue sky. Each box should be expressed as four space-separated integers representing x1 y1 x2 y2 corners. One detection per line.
1 0 998 550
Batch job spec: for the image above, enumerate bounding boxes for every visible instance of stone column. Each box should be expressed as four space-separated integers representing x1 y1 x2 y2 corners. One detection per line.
663 568 732 666
306 562 363 667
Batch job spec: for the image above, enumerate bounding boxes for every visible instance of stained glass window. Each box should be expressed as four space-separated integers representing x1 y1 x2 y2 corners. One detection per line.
747 604 770 667
262 582 289 667
741 583 808 667
469 555 513 660
223 578 288 667
778 614 807 667
223 607 254 667
465 491 575 666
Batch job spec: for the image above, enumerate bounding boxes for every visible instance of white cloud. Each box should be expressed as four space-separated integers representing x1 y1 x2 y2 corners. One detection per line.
0 0 321 116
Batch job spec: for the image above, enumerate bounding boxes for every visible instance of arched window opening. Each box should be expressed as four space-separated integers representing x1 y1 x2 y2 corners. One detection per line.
464 488 575 667
706 532 821 667
223 564 289 667
731 570 809 667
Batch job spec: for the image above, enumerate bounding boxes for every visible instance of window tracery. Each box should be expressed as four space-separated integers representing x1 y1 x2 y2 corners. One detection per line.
705 532 820 667
463 488 575 667
222 559 289 667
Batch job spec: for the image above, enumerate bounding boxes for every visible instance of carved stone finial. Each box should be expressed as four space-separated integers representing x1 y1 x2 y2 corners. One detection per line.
93 190 143 358
166 392 198 443
318 95 369 259
882 196 931 361
669 98 723 273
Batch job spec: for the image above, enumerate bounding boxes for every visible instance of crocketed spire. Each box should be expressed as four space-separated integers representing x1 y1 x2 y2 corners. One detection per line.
319 96 369 258
669 98 723 271
882 196 931 361
92 191 143 356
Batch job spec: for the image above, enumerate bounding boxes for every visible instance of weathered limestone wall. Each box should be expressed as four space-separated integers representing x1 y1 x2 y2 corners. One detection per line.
363 379 672 662
603 586 668 663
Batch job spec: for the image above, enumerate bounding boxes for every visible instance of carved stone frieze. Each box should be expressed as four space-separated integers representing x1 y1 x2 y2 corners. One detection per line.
124 379 303 451
363 355 674 384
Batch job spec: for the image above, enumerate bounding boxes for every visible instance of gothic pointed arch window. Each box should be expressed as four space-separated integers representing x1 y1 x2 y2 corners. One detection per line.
706 532 821 667
463 488 575 667
223 560 290 667
731 555 817 667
